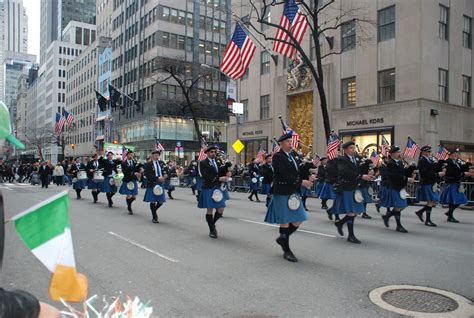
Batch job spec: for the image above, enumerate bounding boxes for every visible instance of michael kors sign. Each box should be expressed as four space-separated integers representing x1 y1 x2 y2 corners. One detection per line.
346 118 384 126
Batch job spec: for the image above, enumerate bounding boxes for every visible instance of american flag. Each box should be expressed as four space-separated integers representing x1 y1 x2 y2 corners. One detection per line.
279 117 300 149
55 112 66 135
256 146 266 162
381 135 390 157
62 109 74 128
370 150 381 166
403 137 419 159
273 0 309 60
219 23 256 80
198 144 207 161
272 139 281 154
121 145 128 161
327 133 341 160
155 138 165 152
435 145 449 161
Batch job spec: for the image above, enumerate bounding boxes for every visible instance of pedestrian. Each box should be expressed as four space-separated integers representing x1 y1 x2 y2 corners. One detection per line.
38 162 51 188
54 163 64 186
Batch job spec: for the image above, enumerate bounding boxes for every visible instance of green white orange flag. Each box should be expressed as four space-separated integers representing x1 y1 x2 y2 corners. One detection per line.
12 191 88 302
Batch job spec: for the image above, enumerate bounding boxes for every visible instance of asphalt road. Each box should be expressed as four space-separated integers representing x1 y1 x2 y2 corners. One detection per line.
1 183 473 317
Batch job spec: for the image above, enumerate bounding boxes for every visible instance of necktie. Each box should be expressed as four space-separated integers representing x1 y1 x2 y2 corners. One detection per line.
212 160 218 172
289 153 297 169
154 161 161 177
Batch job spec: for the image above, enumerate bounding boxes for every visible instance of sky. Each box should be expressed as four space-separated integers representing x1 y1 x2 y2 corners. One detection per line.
23 0 40 62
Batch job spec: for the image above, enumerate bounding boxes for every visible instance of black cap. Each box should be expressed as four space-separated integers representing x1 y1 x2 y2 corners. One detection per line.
420 145 431 152
341 141 355 149
204 145 217 153
389 145 400 153
107 151 114 156
448 148 460 155
320 157 327 161
151 150 161 155
277 132 293 142
265 154 272 159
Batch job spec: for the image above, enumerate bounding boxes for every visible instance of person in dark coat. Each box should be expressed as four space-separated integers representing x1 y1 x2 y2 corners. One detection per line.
99 152 121 207
143 150 167 223
119 150 141 214
247 158 261 202
70 157 86 199
260 154 274 206
39 162 51 188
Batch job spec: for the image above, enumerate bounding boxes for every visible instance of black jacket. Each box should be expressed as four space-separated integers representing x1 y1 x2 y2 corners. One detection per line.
39 165 51 178
317 165 327 181
260 163 274 184
144 161 165 188
386 159 410 191
69 163 85 177
199 158 222 189
336 155 361 191
417 156 440 185
99 158 121 177
272 150 302 195
299 162 315 181
122 160 140 182
248 164 260 177
86 159 101 179
444 159 468 183
325 159 339 184
358 159 373 188
379 164 389 187
163 165 177 180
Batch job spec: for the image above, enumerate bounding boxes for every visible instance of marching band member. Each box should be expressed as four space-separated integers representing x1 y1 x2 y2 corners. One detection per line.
333 141 374 244
247 158 261 202
187 157 199 196
119 150 141 215
143 150 167 223
415 145 446 227
70 157 86 199
299 157 318 211
375 156 391 214
315 157 327 199
260 154 274 207
264 133 315 262
86 154 102 203
380 146 416 232
198 145 231 239
320 158 338 220
100 151 120 208
163 161 177 200
440 149 470 223
358 158 375 219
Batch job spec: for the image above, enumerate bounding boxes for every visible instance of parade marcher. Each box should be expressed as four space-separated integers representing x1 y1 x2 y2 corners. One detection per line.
100 151 120 208
247 158 261 202
144 150 167 223
264 133 315 262
119 150 141 214
187 157 199 196
163 161 177 200
380 146 416 232
86 154 102 203
299 157 318 211
320 158 338 220
415 145 445 227
333 141 374 244
375 156 391 214
358 158 375 219
440 149 471 223
70 157 86 199
260 154 274 206
315 157 328 198
198 145 231 239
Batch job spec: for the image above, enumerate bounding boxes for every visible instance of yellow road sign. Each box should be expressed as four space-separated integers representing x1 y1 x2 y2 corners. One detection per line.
232 139 245 154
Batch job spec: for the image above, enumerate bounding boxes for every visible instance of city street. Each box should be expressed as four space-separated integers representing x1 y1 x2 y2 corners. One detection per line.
1 184 473 317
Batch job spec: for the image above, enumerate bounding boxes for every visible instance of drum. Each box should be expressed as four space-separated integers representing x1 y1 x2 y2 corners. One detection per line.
153 185 163 196
399 189 408 199
77 170 87 180
212 189 224 202
287 194 301 210
259 176 264 183
170 177 180 186
72 178 77 183
108 177 115 186
367 187 374 196
220 183 227 192
458 184 465 193
432 183 439 193
93 170 104 182
251 177 258 183
126 181 135 190
113 176 123 187
192 177 197 185
354 190 364 203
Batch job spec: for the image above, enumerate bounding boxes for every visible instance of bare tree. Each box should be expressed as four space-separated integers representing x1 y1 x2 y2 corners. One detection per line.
24 127 57 161
233 0 375 139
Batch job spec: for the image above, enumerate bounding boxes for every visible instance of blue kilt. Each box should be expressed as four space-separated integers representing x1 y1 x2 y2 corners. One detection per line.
195 177 203 191
333 190 365 215
101 176 117 193
320 183 336 200
380 188 408 209
198 187 227 209
249 180 260 191
261 183 272 195
378 185 387 199
299 186 312 197
73 179 87 190
440 183 468 205
87 179 102 190
264 194 307 224
143 187 167 203
119 180 138 196
164 180 175 191
315 181 324 197
416 184 439 202
360 187 373 204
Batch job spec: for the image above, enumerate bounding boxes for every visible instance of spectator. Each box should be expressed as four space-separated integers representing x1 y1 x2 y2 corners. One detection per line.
39 162 51 189
54 163 64 186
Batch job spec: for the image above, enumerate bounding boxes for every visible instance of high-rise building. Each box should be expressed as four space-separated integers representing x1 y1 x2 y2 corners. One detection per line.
228 0 474 162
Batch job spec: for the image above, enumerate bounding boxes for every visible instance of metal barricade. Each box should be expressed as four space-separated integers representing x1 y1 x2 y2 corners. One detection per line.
230 175 250 192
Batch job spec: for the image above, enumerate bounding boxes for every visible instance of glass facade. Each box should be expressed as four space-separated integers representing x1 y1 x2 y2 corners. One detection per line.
341 130 393 158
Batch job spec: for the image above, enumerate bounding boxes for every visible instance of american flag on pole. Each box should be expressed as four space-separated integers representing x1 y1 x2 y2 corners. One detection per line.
121 145 128 161
62 109 74 128
273 0 309 60
154 138 165 152
55 113 65 135
256 146 265 162
219 22 257 80
381 135 390 157
370 150 381 166
435 145 449 161
327 133 341 160
272 139 281 154
279 117 300 149
403 137 419 159
198 144 207 161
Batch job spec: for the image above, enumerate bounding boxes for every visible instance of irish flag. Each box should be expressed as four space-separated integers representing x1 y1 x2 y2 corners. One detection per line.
12 191 88 302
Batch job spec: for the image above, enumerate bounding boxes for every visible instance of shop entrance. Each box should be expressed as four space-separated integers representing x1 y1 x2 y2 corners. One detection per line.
340 127 394 158
239 139 268 165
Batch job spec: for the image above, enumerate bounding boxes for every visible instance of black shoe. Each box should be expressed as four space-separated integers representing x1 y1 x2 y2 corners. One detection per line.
304 207 309 211
322 204 328 210
256 199 261 202
444 211 450 217
108 204 113 208
334 221 344 236
248 195 253 201
209 228 218 239
447 217 459 223
283 250 298 262
396 226 408 233
152 218 159 223
415 210 424 223
376 204 380 213
347 236 361 244
276 237 286 252
425 221 437 227
128 206 133 215
362 213 372 219
168 192 174 199
382 215 390 228
326 210 333 220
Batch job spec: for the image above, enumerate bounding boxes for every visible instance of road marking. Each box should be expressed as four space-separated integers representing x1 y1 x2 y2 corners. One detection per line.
108 231 179 263
239 219 336 238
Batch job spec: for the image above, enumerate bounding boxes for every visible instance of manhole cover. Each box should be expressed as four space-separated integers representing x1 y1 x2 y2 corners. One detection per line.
381 289 459 313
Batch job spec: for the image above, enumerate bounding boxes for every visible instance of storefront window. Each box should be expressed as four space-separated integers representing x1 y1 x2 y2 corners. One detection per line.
341 131 392 158
241 139 268 165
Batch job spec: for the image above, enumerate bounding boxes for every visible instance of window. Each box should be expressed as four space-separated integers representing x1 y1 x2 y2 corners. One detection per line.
341 20 356 51
438 68 448 102
261 8 271 31
169 33 177 49
378 6 395 42
260 95 270 119
178 35 185 50
439 5 449 40
378 69 395 103
238 99 248 123
462 75 470 107
261 51 270 74
341 77 356 107
463 16 472 49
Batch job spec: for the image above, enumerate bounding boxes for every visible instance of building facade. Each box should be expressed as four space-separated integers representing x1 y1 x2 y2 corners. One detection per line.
229 0 474 163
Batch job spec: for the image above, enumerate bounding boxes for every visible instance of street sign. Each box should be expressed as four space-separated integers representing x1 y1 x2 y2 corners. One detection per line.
232 139 245 154
232 102 244 114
